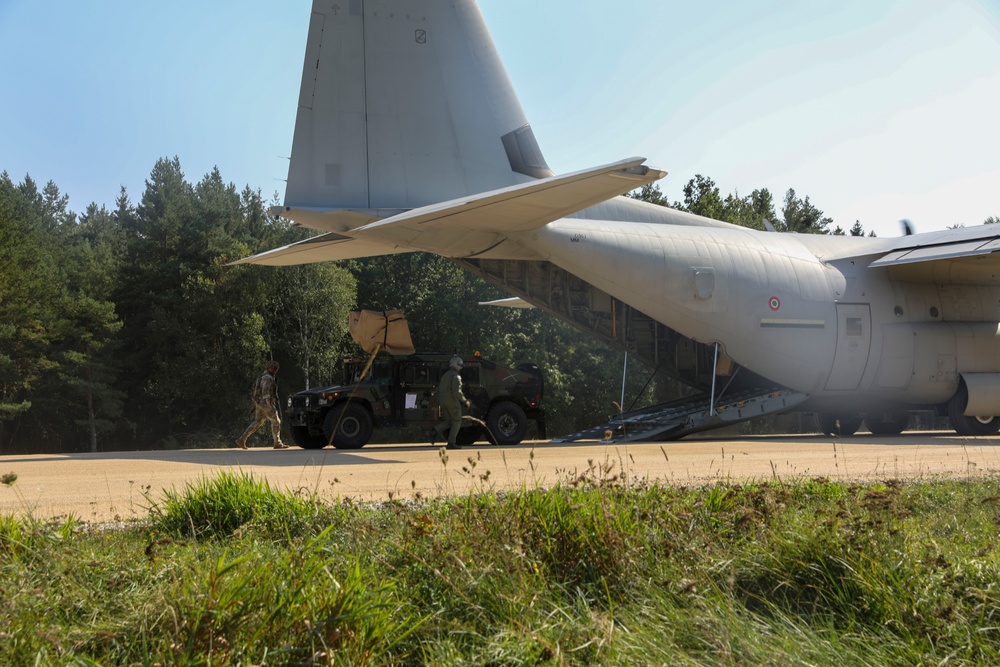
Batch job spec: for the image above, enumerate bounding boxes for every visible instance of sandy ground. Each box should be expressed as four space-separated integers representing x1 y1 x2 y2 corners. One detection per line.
2 431 999 523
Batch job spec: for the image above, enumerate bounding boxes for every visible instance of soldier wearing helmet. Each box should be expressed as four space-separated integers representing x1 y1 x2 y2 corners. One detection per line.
236 360 289 450
433 356 471 449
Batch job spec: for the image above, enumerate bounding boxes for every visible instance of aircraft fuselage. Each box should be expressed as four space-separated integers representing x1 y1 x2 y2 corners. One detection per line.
527 219 1000 411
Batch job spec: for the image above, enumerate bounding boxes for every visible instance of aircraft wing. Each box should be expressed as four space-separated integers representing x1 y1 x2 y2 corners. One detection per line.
852 224 1000 282
868 226 1000 268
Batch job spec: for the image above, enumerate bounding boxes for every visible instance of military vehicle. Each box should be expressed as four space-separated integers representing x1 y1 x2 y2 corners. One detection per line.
286 354 545 449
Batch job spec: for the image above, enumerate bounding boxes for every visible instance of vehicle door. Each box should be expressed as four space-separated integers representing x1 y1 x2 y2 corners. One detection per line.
458 361 484 416
399 360 442 425
363 359 394 421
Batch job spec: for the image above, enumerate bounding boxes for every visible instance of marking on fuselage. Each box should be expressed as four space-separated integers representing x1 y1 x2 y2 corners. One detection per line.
759 319 826 329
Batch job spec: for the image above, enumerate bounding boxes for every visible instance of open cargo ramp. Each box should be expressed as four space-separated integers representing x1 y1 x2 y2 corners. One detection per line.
552 387 809 444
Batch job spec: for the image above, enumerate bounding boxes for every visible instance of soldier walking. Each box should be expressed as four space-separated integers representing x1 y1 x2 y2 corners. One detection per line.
434 356 471 449
236 360 289 450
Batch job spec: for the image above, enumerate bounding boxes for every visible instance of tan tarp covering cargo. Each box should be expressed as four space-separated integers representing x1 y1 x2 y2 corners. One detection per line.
349 310 415 355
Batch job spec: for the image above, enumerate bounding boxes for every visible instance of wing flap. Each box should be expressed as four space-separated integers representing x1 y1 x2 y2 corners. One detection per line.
869 237 1000 267
845 224 1000 283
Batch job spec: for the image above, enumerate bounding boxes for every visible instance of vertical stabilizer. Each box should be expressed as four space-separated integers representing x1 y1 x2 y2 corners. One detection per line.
285 0 552 212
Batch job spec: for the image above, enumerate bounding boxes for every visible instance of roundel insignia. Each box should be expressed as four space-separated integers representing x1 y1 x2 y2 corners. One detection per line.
768 296 781 311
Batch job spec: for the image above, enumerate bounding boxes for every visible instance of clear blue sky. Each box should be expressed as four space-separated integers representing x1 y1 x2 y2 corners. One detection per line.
1 1 998 238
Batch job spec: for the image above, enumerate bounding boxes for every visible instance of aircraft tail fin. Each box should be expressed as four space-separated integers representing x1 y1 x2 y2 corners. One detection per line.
285 0 551 212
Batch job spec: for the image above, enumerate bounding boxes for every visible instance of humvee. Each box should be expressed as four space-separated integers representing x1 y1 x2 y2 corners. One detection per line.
286 353 545 449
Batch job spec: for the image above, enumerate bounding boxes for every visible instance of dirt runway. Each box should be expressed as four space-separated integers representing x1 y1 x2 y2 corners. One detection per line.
2 432 999 523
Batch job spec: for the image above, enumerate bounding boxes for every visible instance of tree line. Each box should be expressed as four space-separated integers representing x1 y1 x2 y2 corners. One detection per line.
1 159 900 452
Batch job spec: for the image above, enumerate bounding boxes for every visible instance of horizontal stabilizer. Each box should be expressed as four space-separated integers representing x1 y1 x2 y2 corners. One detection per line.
266 207 406 233
355 158 665 241
229 232 407 266
234 158 665 265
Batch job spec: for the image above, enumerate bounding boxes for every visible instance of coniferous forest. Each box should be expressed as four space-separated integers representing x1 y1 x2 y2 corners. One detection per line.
1 158 888 453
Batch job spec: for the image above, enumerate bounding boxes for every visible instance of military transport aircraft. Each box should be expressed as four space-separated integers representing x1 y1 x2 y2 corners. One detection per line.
235 0 1000 441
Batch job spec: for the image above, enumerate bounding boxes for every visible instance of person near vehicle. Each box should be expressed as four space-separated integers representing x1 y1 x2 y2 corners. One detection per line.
434 356 471 449
236 360 289 450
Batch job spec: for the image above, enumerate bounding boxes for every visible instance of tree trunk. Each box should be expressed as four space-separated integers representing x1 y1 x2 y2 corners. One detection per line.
87 382 98 452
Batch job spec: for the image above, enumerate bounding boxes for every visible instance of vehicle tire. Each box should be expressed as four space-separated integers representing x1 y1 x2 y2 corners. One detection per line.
948 384 1000 436
487 401 528 446
816 412 862 437
291 425 327 449
323 403 373 449
455 425 483 446
865 413 910 436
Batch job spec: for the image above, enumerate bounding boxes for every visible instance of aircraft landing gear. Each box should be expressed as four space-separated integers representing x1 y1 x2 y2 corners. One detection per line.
865 413 910 436
816 412 862 437
948 383 1000 436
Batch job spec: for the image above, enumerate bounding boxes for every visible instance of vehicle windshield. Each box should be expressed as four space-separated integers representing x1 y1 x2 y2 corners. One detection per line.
342 359 392 384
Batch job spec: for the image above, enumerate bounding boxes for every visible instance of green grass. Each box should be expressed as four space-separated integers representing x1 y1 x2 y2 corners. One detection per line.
3 470 1000 665
145 470 325 539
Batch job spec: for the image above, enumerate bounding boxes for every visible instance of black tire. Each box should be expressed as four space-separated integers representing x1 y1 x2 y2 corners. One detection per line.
323 403 373 449
948 384 1000 436
865 413 910 436
487 401 528 446
816 412 862 437
455 425 483 446
291 425 327 449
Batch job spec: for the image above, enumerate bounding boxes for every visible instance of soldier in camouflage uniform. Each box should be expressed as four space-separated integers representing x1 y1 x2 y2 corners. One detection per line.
236 360 289 449
434 356 471 449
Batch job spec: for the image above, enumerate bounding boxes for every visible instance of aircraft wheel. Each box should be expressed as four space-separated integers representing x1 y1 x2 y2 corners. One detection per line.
865 413 910 436
487 401 528 446
291 425 327 449
323 403 373 449
816 412 862 437
948 384 1000 436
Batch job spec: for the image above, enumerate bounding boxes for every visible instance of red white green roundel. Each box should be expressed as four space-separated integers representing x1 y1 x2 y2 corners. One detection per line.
768 296 781 311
